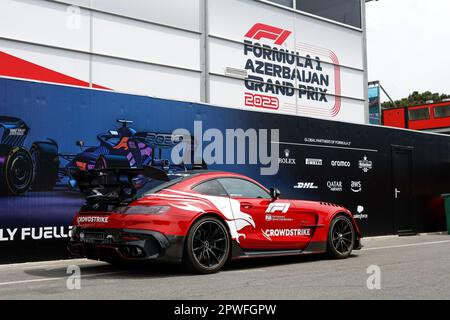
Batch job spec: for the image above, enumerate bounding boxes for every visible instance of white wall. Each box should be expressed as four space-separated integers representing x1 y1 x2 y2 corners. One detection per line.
0 0 366 123
208 0 365 123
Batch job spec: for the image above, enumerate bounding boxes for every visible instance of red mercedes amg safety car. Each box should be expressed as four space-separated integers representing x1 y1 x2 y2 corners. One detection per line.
69 167 362 273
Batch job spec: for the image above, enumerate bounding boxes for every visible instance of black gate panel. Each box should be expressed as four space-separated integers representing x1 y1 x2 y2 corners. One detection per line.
391 146 415 234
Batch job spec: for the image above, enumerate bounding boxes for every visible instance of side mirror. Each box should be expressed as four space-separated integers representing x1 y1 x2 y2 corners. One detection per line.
270 188 281 200
76 140 84 150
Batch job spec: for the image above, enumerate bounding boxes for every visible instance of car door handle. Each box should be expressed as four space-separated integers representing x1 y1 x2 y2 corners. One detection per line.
394 188 401 199
240 202 253 209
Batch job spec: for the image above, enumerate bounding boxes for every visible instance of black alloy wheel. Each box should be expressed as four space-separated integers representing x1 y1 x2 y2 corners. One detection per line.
327 215 355 259
184 216 230 274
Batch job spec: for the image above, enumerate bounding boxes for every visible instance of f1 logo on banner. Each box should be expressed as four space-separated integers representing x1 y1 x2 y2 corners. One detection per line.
244 23 292 45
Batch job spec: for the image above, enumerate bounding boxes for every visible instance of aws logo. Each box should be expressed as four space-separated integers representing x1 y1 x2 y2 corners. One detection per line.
244 23 292 45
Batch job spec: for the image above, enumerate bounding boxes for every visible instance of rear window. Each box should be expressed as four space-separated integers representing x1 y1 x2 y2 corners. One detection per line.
192 179 228 197
139 174 193 196
218 178 271 199
408 108 430 121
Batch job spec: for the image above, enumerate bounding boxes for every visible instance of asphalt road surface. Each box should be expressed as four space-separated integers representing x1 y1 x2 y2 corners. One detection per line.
0 234 449 300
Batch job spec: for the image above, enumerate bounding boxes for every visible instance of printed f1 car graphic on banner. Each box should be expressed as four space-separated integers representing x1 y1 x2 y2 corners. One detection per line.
243 23 341 117
0 115 195 196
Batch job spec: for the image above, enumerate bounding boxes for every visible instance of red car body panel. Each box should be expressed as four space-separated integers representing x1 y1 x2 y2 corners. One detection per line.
70 171 361 263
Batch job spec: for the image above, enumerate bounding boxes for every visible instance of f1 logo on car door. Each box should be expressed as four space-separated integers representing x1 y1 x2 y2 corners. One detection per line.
233 199 301 250
217 177 308 250
262 200 314 249
266 202 290 213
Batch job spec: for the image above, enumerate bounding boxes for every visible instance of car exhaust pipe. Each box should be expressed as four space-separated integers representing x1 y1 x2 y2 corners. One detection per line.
132 247 143 257
122 246 131 257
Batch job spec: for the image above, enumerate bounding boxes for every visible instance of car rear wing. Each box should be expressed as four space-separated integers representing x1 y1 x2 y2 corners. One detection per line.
73 166 169 203
136 132 206 170
135 132 183 149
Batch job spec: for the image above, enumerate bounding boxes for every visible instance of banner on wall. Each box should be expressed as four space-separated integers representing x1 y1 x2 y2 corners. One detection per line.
242 23 341 119
0 0 365 124
208 0 365 123
0 77 448 263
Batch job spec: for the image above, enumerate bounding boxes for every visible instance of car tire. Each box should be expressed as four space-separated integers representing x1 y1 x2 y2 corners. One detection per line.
326 214 355 259
30 141 59 191
183 216 230 274
0 145 34 195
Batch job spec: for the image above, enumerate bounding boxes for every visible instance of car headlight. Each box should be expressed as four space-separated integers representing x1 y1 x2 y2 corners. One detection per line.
115 205 170 215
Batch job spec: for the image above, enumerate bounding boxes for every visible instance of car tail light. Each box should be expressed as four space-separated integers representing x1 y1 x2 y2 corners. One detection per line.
114 205 170 215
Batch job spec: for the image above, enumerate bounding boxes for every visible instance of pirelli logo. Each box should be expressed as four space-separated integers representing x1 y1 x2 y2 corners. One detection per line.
305 158 323 166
